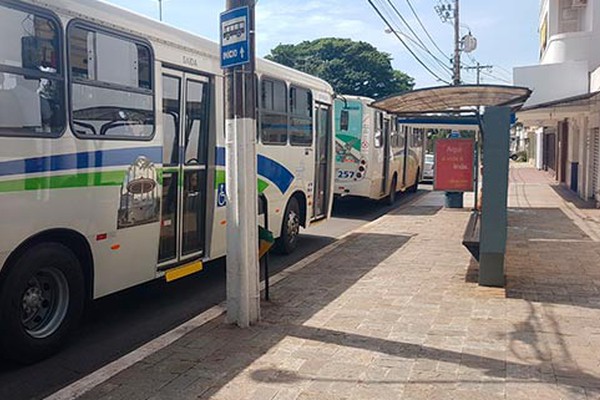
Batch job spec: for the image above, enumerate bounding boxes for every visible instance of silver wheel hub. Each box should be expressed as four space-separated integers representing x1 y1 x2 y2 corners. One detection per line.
22 287 44 315
20 267 70 339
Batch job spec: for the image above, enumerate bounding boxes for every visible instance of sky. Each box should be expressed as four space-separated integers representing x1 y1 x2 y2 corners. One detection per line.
105 0 541 88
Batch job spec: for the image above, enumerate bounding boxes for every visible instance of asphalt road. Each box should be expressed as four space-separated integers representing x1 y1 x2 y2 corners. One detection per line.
0 188 427 400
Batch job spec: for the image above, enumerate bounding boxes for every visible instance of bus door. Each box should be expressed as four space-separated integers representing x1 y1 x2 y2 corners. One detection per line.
380 115 391 195
158 70 210 267
313 103 332 219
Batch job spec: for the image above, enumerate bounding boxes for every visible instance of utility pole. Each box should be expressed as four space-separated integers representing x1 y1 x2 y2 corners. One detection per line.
435 0 462 85
452 0 460 85
158 0 163 21
222 0 260 327
463 63 493 85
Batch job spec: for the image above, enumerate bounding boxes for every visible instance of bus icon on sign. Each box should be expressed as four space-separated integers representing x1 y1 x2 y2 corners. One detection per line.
222 17 246 45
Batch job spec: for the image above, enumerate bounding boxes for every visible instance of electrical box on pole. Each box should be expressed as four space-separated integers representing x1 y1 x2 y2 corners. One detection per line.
221 0 260 327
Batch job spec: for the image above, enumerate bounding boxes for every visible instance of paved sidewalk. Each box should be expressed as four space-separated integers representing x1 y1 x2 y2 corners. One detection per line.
73 167 600 400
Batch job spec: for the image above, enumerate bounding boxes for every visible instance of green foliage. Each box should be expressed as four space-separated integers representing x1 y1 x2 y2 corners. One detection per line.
265 38 415 99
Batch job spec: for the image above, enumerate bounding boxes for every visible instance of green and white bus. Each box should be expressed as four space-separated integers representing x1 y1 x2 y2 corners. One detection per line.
0 0 334 362
334 96 423 204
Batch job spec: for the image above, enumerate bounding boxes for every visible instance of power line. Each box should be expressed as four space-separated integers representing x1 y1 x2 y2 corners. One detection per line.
367 0 451 84
404 0 448 59
383 0 451 72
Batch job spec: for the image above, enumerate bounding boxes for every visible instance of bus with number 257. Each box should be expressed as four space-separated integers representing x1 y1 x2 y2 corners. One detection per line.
334 95 424 204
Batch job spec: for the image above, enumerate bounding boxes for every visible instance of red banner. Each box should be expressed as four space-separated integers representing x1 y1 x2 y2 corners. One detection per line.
434 139 475 192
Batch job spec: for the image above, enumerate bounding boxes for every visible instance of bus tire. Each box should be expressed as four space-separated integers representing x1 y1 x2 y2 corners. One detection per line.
408 169 420 193
0 243 85 364
387 176 398 205
274 197 301 255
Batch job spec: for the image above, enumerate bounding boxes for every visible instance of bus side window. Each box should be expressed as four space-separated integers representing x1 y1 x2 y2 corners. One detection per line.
289 86 313 146
0 3 65 137
259 77 287 145
68 24 154 139
374 112 383 148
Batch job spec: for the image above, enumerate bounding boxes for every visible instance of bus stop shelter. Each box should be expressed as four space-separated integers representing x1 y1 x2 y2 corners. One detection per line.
372 85 532 287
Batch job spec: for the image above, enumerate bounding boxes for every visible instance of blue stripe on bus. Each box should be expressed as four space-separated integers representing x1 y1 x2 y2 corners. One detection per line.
215 147 294 194
257 154 294 193
0 147 163 178
216 147 226 167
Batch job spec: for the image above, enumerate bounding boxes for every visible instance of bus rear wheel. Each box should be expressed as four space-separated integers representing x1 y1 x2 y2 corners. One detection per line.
387 176 398 205
0 243 85 364
275 197 301 255
408 168 420 193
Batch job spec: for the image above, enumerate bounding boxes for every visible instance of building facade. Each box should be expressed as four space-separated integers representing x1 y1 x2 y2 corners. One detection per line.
514 0 600 203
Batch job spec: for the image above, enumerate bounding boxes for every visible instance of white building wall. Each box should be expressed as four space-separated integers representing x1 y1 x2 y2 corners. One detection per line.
514 61 589 106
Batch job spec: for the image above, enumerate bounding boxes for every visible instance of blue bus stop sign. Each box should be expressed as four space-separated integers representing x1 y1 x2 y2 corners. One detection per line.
220 6 250 69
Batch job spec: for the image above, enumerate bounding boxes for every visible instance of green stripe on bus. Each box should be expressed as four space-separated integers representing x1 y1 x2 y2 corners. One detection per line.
214 170 270 194
257 179 269 194
0 171 126 193
336 134 361 151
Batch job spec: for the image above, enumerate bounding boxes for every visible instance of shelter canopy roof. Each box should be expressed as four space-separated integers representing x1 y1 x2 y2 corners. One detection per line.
371 85 532 116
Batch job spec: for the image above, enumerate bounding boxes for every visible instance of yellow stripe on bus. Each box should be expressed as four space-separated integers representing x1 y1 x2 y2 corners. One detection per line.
165 260 203 283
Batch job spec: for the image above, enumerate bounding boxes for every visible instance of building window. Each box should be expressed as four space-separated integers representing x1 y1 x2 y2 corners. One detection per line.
0 3 65 136
260 78 287 145
68 25 154 139
558 0 584 34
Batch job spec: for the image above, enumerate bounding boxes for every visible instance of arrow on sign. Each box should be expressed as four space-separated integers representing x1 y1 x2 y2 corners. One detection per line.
240 47 245 59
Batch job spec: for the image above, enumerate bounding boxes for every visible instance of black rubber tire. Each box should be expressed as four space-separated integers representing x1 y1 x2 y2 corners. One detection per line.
0 243 85 364
387 176 398 205
408 169 420 193
274 197 301 255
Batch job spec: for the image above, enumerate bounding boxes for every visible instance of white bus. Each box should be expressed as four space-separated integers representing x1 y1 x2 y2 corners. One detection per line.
334 96 423 204
0 0 334 362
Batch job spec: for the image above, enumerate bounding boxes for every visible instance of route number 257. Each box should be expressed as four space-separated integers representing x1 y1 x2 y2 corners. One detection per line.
337 170 355 179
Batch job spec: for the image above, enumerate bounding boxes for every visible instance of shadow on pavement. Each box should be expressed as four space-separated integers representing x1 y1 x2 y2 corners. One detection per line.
78 232 411 399
550 185 597 210
250 324 600 397
506 207 600 310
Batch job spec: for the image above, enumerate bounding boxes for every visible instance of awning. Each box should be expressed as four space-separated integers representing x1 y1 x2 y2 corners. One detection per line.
517 91 600 125
520 91 600 112
371 84 532 116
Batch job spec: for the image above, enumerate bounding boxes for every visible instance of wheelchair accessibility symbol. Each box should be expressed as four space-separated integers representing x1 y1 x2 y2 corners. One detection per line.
217 183 227 207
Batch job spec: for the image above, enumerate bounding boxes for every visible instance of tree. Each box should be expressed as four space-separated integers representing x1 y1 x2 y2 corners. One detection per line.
265 38 414 99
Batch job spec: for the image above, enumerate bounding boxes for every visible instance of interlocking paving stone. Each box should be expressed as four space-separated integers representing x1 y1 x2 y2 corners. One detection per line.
75 167 600 399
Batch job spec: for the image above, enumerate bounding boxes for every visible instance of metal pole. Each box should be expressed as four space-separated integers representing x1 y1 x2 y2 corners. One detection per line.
453 0 461 86
158 0 163 21
463 64 493 85
224 0 260 327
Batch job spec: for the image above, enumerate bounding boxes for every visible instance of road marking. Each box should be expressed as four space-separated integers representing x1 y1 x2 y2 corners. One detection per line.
45 191 426 400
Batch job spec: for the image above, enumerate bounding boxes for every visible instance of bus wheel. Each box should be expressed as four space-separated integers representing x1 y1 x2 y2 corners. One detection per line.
408 169 420 193
275 197 301 255
387 176 398 205
0 243 85 364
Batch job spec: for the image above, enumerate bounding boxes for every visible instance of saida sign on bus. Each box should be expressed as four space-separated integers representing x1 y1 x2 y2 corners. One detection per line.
220 6 250 69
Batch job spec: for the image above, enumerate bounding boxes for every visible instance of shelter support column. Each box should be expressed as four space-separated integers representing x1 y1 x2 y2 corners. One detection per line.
479 106 511 287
